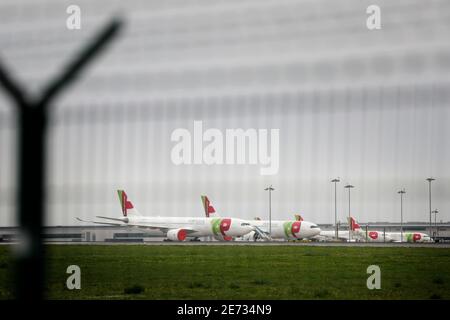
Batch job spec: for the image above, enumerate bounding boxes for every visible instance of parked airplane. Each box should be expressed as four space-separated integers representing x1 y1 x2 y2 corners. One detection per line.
77 190 254 241
312 217 363 242
388 232 432 243
200 195 260 240
311 217 380 242
348 217 393 242
349 217 432 243
200 196 321 241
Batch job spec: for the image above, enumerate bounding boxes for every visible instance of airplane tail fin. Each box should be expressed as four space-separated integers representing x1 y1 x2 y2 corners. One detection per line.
117 190 141 217
201 195 218 217
294 214 304 221
348 216 361 231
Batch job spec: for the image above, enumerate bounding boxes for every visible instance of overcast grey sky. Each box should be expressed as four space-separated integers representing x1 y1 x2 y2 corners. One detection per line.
1 0 450 226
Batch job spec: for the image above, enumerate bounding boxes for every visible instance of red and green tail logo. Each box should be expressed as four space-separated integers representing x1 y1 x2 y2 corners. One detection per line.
118 190 133 217
349 217 360 231
201 195 216 217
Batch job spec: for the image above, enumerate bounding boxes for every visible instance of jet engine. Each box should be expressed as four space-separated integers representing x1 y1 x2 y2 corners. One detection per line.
166 228 187 241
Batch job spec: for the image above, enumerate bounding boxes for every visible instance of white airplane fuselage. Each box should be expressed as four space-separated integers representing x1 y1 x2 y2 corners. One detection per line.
125 216 254 240
353 229 431 243
312 217 433 243
382 231 431 243
241 220 320 240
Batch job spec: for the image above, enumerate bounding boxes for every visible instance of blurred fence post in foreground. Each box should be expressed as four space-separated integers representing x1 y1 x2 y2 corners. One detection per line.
0 18 123 300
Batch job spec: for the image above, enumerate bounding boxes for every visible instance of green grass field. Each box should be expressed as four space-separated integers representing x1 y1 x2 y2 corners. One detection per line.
1 245 450 299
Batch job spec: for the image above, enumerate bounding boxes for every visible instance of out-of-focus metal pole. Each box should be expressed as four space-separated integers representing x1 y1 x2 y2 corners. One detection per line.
331 178 340 240
344 184 354 241
0 18 123 300
398 189 406 242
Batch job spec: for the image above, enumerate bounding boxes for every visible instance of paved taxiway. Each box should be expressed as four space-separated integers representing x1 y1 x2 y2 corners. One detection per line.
2 242 449 248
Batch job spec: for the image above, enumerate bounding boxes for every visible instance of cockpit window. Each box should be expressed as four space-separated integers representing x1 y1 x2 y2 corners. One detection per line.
241 223 251 226
310 225 320 228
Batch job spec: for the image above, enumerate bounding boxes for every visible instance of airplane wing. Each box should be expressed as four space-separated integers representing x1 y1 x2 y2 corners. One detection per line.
76 217 124 226
124 223 198 235
96 215 128 222
313 233 349 242
93 216 198 235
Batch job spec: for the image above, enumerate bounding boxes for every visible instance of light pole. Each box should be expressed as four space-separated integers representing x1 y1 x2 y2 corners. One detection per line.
432 209 439 238
398 189 406 242
344 184 354 241
426 178 435 236
264 185 275 237
331 178 340 240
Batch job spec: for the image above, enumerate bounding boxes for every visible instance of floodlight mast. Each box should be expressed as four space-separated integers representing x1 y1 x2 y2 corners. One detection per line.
344 184 354 241
331 178 340 240
264 185 275 237
426 178 435 236
398 189 406 242
432 209 439 238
